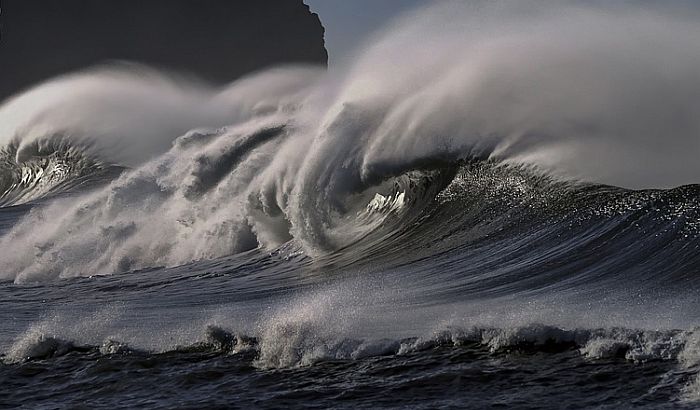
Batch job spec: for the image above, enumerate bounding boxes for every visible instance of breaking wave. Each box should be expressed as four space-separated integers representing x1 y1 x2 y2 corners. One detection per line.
0 2 700 402
0 138 122 206
5 322 700 378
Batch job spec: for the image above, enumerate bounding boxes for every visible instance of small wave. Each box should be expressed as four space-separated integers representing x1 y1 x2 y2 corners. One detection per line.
4 311 699 403
5 322 699 369
255 323 700 370
3 330 90 363
0 139 121 207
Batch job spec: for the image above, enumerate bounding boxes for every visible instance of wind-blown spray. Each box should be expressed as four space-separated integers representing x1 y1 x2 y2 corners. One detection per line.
0 1 699 283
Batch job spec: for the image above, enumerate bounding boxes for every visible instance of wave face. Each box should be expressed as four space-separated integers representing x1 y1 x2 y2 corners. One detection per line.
1 1 700 408
0 139 123 206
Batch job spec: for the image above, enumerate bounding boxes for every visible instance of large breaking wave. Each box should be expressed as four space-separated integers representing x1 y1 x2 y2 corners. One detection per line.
1 1 699 283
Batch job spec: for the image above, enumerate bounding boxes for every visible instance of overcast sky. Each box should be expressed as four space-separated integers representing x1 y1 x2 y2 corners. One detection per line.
305 0 426 65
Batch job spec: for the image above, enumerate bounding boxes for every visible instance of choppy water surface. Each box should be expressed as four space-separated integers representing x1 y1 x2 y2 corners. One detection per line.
2 1 700 408
2 162 700 408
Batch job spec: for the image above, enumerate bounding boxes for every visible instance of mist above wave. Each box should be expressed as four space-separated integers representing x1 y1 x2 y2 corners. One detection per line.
340 0 700 188
0 63 321 167
1 1 698 187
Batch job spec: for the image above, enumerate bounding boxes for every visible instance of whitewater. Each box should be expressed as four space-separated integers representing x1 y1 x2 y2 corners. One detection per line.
1 2 700 408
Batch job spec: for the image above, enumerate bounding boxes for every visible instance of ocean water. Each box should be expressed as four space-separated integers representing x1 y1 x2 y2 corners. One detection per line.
2 2 700 408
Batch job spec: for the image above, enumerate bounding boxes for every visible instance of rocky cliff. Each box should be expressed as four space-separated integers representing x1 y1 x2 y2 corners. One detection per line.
0 0 327 101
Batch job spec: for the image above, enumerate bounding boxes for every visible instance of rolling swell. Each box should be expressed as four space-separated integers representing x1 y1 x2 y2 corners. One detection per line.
337 161 700 295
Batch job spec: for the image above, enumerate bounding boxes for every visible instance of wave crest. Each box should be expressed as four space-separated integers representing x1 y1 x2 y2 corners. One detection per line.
0 138 120 206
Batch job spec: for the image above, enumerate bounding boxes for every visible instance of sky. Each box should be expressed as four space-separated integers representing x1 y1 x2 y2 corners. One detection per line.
305 0 426 65
306 0 700 66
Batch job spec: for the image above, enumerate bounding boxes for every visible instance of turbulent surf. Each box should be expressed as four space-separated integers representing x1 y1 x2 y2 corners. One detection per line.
1 1 700 408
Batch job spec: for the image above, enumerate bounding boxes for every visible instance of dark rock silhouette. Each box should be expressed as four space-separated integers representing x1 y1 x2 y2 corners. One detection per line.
0 0 327 102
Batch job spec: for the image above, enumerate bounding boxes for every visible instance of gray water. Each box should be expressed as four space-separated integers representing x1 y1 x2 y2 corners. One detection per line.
2 2 700 408
2 163 700 408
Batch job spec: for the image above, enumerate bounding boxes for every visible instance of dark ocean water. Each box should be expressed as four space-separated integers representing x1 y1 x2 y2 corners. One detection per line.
2 3 700 404
1 160 699 409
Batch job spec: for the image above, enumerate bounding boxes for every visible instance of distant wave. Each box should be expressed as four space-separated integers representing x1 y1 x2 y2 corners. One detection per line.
0 138 122 206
